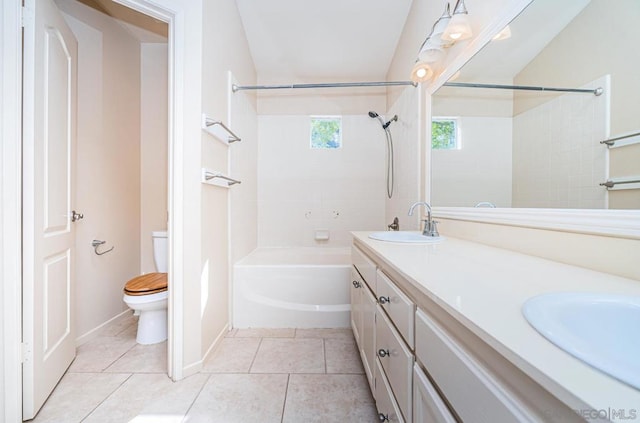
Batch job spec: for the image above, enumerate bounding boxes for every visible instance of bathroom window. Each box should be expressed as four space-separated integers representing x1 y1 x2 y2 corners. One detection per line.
432 117 460 150
310 116 342 149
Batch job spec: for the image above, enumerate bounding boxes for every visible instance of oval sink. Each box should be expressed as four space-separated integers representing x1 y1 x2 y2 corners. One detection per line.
522 292 640 389
368 231 444 243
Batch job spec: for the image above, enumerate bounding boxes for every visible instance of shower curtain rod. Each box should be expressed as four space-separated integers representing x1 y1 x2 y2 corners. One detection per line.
231 81 417 92
443 82 603 96
231 80 602 96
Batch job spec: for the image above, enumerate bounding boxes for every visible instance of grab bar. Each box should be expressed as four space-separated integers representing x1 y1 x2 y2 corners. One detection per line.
600 131 640 147
203 170 241 186
203 116 241 143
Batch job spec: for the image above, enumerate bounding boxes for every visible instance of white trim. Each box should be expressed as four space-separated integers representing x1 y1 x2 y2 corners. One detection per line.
2 0 24 420
75 310 133 347
182 323 228 378
433 207 640 240
112 0 185 382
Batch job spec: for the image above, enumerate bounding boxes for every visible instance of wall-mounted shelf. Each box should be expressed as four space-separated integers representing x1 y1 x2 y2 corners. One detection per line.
201 168 241 188
201 113 241 145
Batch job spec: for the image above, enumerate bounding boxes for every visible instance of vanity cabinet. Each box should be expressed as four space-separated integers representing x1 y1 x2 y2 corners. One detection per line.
352 237 584 423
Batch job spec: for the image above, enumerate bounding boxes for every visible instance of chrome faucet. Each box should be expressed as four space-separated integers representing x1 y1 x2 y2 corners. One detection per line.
408 201 439 237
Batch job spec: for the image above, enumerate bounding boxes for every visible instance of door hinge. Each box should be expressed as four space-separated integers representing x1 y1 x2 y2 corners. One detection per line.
22 342 32 363
21 3 34 28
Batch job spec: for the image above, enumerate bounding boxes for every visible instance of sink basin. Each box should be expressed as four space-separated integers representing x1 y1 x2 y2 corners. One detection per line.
368 231 444 243
522 292 640 389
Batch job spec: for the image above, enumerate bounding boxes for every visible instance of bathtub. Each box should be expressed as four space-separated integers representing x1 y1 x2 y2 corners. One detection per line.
233 247 352 328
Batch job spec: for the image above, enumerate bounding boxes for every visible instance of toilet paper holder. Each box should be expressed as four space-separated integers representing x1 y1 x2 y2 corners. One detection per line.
92 239 114 256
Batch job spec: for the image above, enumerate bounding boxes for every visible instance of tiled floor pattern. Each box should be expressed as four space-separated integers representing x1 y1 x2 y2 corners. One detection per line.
33 314 377 422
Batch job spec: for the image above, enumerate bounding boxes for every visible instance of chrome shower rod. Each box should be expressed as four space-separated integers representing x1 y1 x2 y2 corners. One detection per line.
444 82 603 96
232 81 417 92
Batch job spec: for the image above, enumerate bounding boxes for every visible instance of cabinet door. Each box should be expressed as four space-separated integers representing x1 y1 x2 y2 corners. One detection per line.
350 268 363 347
375 359 405 423
361 284 377 393
413 364 457 423
416 308 535 422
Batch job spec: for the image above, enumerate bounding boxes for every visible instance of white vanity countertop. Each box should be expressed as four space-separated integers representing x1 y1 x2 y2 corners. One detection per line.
352 232 640 414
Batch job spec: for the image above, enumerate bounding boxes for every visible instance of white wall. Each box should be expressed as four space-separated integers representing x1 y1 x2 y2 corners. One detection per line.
58 1 143 340
140 43 168 273
258 115 386 247
229 76 258 263
386 86 422 230
432 116 512 207
199 0 257 360
512 76 608 209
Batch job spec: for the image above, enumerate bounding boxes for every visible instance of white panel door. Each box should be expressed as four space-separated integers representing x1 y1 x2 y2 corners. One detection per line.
22 0 78 418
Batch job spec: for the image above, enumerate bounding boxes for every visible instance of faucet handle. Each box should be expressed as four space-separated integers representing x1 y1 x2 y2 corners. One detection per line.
429 220 440 237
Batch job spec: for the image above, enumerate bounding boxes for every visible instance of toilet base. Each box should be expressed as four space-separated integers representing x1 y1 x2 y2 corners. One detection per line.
136 308 168 345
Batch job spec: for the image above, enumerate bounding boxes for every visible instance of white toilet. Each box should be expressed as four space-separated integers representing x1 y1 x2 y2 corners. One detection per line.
123 231 168 345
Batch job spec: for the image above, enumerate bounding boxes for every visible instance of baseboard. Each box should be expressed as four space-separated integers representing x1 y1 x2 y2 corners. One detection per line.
75 309 133 347
181 323 229 378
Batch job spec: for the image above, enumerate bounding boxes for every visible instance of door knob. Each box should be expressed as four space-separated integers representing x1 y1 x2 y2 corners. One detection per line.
71 210 84 222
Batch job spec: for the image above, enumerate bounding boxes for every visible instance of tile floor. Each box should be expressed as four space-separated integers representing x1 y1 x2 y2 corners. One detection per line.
33 314 377 422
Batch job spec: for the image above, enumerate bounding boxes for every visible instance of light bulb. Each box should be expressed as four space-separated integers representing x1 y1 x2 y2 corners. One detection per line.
410 61 434 83
441 0 472 43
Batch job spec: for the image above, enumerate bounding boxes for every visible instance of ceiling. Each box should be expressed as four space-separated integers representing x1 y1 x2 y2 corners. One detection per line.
235 0 414 82
75 0 167 41
455 0 591 82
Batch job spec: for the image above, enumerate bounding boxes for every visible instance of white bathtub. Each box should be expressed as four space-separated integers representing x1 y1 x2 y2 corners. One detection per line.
233 247 352 328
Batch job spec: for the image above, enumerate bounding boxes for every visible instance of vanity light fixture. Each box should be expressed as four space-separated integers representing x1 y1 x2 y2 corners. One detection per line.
410 4 452 83
410 1 473 84
441 0 473 43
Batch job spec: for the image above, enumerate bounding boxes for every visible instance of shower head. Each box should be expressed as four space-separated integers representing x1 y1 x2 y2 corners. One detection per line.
369 110 386 128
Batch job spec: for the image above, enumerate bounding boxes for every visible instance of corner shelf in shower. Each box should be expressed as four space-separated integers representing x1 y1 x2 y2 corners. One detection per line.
201 168 241 188
201 113 242 145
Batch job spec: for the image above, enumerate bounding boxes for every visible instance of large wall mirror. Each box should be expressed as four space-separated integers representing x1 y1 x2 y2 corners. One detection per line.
431 0 640 210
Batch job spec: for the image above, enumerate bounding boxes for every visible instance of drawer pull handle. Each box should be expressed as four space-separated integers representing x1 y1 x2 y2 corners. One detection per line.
352 280 360 288
378 296 390 304
377 348 390 358
378 413 389 422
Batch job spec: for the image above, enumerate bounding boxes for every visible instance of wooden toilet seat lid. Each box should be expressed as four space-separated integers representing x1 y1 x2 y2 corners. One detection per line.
124 272 168 296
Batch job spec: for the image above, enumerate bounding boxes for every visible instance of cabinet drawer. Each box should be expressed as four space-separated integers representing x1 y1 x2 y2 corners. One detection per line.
415 308 535 422
376 306 413 422
352 246 377 292
375 359 405 423
413 363 457 423
377 270 415 348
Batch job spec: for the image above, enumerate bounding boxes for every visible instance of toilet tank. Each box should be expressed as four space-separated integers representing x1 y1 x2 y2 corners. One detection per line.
152 231 168 272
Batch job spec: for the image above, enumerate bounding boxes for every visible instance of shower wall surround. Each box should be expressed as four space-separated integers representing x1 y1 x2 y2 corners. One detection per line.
257 115 386 247
512 76 609 209
385 86 422 230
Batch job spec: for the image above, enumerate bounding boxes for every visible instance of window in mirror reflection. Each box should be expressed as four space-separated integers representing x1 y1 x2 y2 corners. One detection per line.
432 117 460 150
